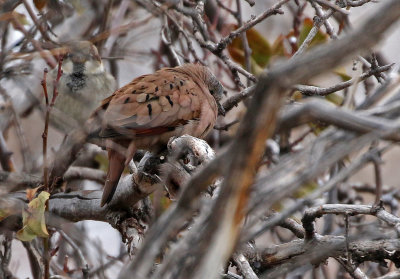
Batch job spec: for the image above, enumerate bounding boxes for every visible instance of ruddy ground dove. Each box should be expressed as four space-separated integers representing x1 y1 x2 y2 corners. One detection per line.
91 64 225 206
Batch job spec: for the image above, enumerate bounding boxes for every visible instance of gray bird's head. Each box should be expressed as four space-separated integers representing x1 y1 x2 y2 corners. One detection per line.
61 41 104 75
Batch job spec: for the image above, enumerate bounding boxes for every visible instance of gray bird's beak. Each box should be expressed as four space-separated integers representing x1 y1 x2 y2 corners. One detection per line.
71 53 87 64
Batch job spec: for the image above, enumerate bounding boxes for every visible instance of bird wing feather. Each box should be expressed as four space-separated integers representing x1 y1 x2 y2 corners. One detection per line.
98 68 204 138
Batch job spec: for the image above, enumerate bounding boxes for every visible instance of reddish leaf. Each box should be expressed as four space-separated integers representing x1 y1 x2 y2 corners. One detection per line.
26 186 41 201
34 0 48 10
228 25 272 70
271 34 288 57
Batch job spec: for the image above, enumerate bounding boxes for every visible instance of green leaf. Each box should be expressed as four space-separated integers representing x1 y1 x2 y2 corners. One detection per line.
228 26 272 71
334 68 352 81
0 208 12 222
12 12 29 26
245 28 272 68
293 181 318 198
291 91 303 101
95 153 109 172
298 18 329 48
309 122 326 136
95 153 130 174
325 92 344 106
69 0 85 14
17 191 50 241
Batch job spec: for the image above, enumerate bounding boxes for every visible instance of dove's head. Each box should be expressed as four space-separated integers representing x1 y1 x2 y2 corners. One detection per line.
204 68 226 116
206 72 225 102
176 64 226 116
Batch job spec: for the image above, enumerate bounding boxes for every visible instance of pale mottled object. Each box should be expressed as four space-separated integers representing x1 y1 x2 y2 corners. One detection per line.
91 63 225 206
48 41 116 132
161 135 216 199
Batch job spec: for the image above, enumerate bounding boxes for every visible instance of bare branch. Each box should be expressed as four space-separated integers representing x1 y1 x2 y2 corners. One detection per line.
293 64 393 96
301 204 400 240
232 253 259 279
215 0 289 54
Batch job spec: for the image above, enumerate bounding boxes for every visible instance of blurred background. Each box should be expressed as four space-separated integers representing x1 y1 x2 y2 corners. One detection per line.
1 0 400 278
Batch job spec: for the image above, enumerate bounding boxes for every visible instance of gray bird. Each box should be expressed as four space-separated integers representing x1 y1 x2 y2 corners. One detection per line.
48 41 116 132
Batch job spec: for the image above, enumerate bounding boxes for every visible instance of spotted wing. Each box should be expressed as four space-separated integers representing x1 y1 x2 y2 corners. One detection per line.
99 68 205 138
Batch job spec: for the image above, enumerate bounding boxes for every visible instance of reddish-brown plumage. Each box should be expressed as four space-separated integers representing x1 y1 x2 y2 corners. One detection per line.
91 64 225 206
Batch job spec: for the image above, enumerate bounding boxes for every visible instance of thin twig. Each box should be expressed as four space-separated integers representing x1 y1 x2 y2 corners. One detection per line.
0 85 32 172
311 0 338 39
21 0 51 40
214 119 240 131
236 0 252 85
302 204 400 241
41 67 49 190
216 0 237 16
370 153 383 205
58 230 89 278
161 19 182 66
345 0 373 7
215 0 289 53
41 57 62 279
10 15 57 68
292 9 334 58
345 214 350 262
293 64 393 96
243 0 255 7
312 0 349 15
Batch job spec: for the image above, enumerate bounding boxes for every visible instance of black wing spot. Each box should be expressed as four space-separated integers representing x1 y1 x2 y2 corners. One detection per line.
124 97 130 104
147 104 152 117
155 86 159 92
170 83 173 90
180 80 184 86
166 96 173 106
132 90 136 94
145 94 150 101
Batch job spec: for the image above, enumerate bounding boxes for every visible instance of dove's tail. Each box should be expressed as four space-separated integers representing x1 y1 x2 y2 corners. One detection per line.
101 149 126 207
